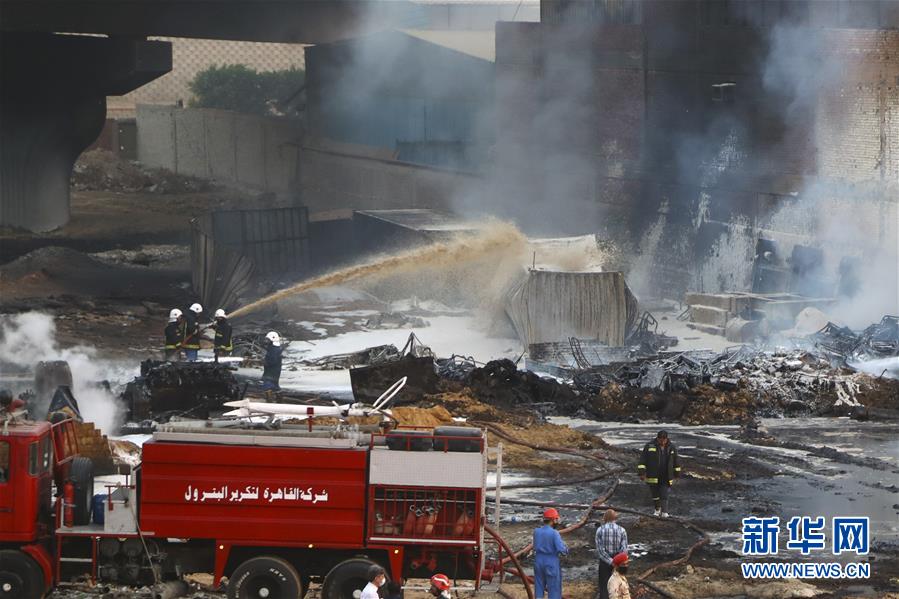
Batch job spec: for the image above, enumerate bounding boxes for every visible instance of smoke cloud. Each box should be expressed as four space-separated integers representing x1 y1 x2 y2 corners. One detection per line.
0 312 132 434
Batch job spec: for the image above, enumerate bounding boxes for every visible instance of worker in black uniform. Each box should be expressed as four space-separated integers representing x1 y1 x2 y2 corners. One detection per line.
212 309 233 360
164 309 184 361
261 331 283 392
182 303 203 361
637 430 681 518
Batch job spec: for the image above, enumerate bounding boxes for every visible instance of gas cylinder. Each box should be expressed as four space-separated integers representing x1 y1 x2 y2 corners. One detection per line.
453 510 470 536
403 505 418 535
63 479 76 527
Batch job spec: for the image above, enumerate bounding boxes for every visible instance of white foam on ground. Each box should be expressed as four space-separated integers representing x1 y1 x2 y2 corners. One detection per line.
289 314 520 364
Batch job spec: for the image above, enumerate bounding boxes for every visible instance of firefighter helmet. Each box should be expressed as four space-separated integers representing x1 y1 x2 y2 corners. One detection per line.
214 309 226 318
430 574 451 591
189 303 203 314
168 308 182 322
265 331 281 347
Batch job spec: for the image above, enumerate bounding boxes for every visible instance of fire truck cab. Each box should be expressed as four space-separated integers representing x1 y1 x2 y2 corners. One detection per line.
0 418 498 599
0 417 92 599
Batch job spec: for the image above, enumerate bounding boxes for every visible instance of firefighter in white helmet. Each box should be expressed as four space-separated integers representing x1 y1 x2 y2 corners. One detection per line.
164 309 184 361
212 309 233 360
261 331 283 392
182 303 203 361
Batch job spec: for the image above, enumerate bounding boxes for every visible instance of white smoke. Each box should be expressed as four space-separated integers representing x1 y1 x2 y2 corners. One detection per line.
0 312 132 434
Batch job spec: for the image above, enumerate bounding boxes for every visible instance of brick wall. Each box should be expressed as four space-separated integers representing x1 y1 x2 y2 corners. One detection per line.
814 29 899 183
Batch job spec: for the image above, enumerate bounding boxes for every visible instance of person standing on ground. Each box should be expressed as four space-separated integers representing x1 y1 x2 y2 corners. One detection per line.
212 309 233 360
360 565 386 599
595 509 628 599
533 507 568 599
182 303 203 361
164 309 184 361
607 552 630 599
637 430 681 517
261 331 283 392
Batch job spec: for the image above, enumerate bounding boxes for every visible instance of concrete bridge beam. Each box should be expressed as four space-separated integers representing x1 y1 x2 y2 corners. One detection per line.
0 33 171 232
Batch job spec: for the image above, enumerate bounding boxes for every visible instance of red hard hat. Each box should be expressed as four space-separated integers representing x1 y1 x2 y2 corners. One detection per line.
543 507 560 520
430 574 451 591
612 552 629 567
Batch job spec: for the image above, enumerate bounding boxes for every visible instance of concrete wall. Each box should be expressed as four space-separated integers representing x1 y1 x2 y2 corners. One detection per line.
136 105 301 192
297 144 482 215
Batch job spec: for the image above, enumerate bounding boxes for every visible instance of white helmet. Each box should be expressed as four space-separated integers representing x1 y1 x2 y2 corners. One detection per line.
265 331 281 347
168 308 182 322
214 309 226 319
189 303 203 314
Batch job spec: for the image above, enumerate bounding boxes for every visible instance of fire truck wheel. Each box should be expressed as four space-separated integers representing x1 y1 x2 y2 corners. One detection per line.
0 550 46 599
321 559 382 599
227 556 303 599
70 456 95 526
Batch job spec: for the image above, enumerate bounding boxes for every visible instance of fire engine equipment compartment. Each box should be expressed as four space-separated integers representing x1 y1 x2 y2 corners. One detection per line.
139 438 369 545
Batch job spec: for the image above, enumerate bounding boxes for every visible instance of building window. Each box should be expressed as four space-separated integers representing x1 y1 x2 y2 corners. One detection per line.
711 82 737 103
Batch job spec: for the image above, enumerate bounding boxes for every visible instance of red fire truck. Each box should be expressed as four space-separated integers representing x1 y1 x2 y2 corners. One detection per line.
0 410 500 599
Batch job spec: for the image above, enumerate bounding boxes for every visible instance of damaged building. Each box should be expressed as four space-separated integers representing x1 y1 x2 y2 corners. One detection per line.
493 0 899 305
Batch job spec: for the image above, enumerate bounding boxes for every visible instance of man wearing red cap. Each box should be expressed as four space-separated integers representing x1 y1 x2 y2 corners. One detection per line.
533 508 568 599
607 552 630 599
429 573 452 599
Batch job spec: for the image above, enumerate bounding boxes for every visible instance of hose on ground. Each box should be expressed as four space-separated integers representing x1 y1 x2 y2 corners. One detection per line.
484 523 535 599
476 420 711 599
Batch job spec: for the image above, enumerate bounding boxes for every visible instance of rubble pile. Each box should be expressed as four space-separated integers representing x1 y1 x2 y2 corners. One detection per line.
439 358 583 416
426 323 898 425
122 360 241 421
812 315 899 364
71 149 211 194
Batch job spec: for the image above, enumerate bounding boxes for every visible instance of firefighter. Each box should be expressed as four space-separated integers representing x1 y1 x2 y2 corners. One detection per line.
607 552 630 599
212 309 233 359
533 507 568 599
360 564 386 599
164 309 184 361
182 303 203 361
261 331 283 392
429 574 452 599
637 430 681 518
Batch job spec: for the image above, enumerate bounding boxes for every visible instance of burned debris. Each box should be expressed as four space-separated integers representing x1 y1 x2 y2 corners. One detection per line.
122 360 241 421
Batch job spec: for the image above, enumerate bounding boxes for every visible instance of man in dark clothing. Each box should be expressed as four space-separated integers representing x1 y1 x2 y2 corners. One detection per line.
637 430 681 518
212 309 233 360
182 303 203 361
164 309 184 361
261 331 283 392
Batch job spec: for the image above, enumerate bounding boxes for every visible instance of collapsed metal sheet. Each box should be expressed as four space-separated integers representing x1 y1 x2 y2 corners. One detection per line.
504 270 638 347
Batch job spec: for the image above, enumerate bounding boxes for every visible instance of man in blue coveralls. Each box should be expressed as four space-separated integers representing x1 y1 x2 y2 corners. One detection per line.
533 507 568 599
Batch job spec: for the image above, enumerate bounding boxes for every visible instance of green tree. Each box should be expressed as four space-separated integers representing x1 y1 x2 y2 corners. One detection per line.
188 64 305 116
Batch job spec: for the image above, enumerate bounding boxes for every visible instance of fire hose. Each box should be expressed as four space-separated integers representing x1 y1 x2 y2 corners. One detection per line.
484 524 535 599
475 421 709 599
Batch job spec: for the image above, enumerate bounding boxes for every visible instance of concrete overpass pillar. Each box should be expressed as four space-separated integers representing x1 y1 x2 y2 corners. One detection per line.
0 33 171 232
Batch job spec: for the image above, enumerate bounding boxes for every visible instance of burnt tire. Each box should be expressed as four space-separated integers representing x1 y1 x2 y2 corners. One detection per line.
0 550 46 599
321 559 382 599
228 556 303 599
70 456 94 525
